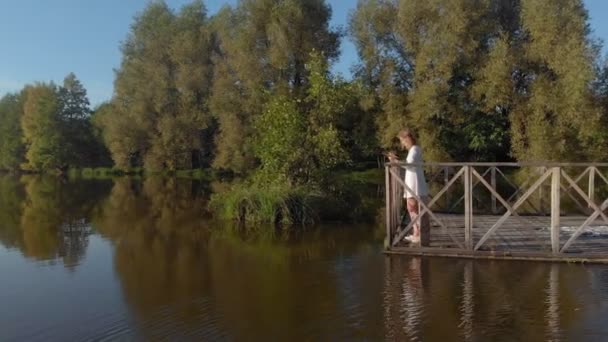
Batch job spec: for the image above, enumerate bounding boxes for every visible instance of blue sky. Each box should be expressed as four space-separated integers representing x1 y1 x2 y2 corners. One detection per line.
0 0 606 106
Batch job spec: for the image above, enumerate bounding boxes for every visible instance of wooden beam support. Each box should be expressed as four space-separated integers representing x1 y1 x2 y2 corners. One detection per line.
474 168 553 251
551 167 560 254
563 166 590 192
464 166 473 250
449 167 492 212
392 166 400 238
589 166 596 207
472 168 546 245
504 173 542 214
560 182 590 215
539 167 546 216
594 167 608 186
471 168 520 217
561 199 608 253
390 168 465 249
491 166 497 214
444 167 450 211
561 170 608 225
385 165 392 249
495 167 517 189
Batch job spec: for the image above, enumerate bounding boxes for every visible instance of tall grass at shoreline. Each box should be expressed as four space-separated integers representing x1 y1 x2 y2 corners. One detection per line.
209 180 323 225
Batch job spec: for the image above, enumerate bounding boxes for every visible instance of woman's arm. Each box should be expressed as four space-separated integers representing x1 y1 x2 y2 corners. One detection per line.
386 151 399 164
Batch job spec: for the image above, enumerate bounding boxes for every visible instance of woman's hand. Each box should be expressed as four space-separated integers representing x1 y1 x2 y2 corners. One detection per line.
386 151 399 163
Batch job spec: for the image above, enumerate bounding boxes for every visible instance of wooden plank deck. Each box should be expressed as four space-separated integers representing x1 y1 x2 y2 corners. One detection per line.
388 214 608 263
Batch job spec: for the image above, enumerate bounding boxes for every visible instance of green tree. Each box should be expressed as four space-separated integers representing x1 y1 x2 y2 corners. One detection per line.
210 0 341 173
351 0 605 162
253 52 352 185
102 0 214 170
253 94 306 181
93 102 147 168
349 0 416 154
0 93 25 170
509 0 602 161
304 52 356 174
351 0 511 161
21 83 67 171
58 73 110 166
591 59 608 159
58 72 90 121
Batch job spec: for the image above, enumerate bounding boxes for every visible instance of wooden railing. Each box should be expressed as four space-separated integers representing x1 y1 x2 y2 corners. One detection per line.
385 162 608 259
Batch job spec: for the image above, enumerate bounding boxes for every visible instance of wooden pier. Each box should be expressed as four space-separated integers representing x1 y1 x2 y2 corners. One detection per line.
384 162 608 263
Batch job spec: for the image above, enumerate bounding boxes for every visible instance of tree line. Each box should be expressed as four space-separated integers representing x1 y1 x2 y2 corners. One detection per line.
1 0 608 182
0 74 110 172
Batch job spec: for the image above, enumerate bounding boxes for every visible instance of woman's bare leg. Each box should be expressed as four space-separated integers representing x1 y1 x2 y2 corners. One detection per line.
406 198 420 238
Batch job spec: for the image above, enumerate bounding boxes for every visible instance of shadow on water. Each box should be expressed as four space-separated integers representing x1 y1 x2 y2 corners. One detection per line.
1 175 608 340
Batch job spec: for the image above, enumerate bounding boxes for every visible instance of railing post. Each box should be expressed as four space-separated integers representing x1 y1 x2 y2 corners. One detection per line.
589 167 596 208
539 167 546 215
464 166 473 250
385 164 392 249
444 167 450 211
551 167 561 254
491 166 497 214
392 166 400 237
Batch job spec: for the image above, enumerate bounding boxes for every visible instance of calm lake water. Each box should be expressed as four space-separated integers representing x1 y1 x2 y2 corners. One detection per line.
1 175 608 341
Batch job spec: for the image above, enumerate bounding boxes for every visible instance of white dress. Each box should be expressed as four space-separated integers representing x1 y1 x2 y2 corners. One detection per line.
403 145 429 199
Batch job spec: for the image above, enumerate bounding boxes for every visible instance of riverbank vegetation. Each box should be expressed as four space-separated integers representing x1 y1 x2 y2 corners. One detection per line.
1 0 608 223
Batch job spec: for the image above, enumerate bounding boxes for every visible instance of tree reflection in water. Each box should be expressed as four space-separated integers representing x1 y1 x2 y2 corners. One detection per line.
90 176 383 340
0 174 110 267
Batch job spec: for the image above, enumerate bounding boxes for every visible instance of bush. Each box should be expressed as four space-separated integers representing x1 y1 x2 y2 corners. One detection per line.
209 177 322 225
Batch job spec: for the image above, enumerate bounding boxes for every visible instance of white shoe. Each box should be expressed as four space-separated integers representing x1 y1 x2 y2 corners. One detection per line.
404 235 420 244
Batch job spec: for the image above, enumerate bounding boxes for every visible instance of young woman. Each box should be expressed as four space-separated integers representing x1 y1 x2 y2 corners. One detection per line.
387 129 429 244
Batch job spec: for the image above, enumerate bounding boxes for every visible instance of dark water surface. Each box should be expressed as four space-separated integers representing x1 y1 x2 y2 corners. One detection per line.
1 175 608 341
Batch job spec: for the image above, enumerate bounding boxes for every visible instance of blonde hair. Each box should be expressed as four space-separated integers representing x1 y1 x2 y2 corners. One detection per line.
398 129 416 145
